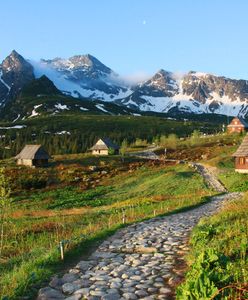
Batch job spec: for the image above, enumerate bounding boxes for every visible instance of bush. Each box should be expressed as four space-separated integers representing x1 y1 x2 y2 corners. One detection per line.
120 139 128 155
133 138 148 147
160 134 178 149
190 130 201 146
18 176 47 190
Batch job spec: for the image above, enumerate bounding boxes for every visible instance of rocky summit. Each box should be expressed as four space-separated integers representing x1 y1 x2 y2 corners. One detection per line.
0 50 34 106
1 50 248 117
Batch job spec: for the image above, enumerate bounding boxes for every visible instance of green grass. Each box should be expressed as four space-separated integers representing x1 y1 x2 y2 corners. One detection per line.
0 163 214 300
177 194 248 300
218 171 248 192
210 148 248 192
13 164 211 210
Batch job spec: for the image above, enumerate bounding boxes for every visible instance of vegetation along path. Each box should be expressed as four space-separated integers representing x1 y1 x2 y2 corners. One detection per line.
37 164 240 300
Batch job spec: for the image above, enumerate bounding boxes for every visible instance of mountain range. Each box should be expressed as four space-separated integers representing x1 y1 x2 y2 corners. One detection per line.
1 50 248 121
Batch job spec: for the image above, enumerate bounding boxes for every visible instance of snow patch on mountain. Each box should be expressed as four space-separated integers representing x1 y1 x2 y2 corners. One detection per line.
80 107 89 111
12 114 20 123
0 70 11 91
54 103 69 110
55 131 71 135
31 60 88 98
95 104 109 113
0 125 26 129
29 104 43 118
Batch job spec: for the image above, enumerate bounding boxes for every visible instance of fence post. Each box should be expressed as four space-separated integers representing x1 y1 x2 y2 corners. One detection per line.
122 210 126 224
59 241 64 260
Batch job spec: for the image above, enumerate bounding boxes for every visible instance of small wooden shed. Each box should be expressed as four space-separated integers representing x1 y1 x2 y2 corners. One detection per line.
90 138 119 156
227 117 248 134
232 134 248 173
15 145 50 167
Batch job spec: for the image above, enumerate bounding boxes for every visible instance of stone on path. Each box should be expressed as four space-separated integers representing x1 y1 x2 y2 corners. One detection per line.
37 162 241 300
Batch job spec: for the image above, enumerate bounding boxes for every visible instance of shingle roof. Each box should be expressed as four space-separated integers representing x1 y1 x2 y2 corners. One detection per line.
232 134 248 157
15 145 50 159
90 138 120 151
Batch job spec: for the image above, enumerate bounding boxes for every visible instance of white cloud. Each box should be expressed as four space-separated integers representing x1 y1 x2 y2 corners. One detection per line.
120 71 151 84
172 71 187 80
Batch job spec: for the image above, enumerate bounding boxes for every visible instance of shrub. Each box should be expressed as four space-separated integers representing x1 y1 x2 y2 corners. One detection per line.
120 139 128 157
18 176 47 190
190 130 201 146
108 147 116 155
177 249 230 299
166 134 178 150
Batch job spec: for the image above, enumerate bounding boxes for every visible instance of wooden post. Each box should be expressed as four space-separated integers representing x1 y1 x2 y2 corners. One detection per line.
122 210 126 224
59 241 64 260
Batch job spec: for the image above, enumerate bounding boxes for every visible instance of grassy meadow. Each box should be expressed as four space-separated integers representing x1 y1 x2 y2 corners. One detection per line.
0 131 247 299
0 153 214 299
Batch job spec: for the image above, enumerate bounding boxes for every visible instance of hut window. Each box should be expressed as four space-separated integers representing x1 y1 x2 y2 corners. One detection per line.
240 157 245 165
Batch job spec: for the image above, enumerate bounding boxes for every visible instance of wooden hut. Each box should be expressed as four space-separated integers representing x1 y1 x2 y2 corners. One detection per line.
15 145 50 167
90 138 119 156
227 117 248 134
232 134 248 173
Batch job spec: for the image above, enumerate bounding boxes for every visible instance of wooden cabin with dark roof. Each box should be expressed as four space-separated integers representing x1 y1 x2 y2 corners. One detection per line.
232 134 248 173
15 145 50 167
90 138 120 156
227 117 248 134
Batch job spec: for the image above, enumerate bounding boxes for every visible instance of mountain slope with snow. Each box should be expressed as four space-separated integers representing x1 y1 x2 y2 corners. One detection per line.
1 50 248 118
31 55 133 101
118 70 248 117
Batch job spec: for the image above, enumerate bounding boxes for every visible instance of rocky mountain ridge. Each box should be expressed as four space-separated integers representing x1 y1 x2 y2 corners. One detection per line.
0 50 34 106
119 70 248 116
1 50 248 118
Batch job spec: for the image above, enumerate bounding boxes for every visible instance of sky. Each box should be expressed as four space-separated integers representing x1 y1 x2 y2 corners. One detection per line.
1 0 248 80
